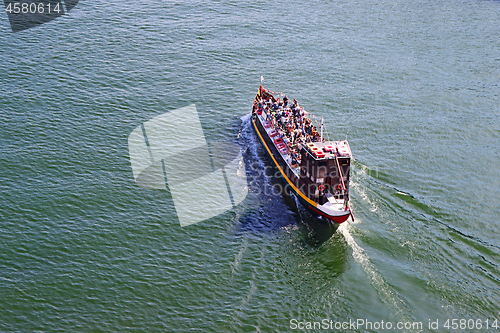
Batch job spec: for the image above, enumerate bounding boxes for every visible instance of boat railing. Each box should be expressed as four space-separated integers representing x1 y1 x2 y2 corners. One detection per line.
256 112 302 178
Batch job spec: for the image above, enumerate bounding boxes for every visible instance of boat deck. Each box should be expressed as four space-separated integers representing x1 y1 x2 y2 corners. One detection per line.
257 113 301 177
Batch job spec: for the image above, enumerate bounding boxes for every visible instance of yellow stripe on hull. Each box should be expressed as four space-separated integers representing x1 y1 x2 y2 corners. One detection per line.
252 118 317 208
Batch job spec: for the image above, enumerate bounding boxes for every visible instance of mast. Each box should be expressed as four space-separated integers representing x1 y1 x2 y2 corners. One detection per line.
333 153 354 222
320 117 324 142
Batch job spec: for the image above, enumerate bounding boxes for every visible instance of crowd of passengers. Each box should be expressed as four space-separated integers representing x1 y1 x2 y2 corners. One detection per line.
254 93 322 166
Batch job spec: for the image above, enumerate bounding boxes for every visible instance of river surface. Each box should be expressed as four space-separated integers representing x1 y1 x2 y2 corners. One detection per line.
1 0 499 332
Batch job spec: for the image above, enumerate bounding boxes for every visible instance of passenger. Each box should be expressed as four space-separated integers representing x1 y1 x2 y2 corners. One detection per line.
291 155 297 166
261 90 327 149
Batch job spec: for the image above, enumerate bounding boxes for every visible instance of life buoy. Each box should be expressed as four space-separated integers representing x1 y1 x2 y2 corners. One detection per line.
318 185 325 191
336 184 343 190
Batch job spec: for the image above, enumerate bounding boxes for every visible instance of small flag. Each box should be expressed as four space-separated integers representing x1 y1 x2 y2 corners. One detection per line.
261 75 264 84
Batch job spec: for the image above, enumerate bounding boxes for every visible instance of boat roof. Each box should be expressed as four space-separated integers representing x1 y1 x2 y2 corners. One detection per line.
304 141 352 160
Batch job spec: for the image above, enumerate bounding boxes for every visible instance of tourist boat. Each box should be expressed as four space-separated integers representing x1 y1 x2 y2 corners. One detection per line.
252 85 353 224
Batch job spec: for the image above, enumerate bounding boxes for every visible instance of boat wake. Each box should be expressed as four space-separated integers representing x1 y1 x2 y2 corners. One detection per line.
338 223 412 324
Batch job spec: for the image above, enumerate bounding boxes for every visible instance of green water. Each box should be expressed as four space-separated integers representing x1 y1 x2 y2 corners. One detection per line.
1 0 499 331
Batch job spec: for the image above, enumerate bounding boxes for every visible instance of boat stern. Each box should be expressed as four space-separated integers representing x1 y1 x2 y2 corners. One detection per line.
313 199 351 224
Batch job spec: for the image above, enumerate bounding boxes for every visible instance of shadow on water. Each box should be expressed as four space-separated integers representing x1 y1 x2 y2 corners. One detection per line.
281 181 340 247
294 198 340 248
235 148 298 234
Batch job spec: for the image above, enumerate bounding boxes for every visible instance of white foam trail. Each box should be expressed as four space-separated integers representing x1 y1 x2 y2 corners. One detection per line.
231 237 248 274
350 168 379 213
339 223 411 323
240 113 252 122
